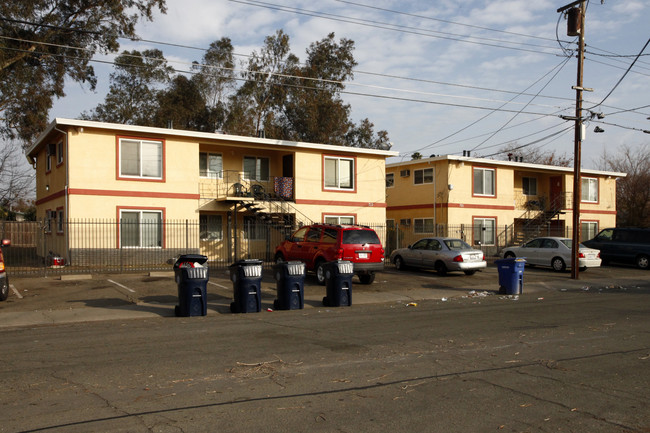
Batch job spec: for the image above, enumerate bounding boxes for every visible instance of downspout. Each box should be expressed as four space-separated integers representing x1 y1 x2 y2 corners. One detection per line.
53 126 69 265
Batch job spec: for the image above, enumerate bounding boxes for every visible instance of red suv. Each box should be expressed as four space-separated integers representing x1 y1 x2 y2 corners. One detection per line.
275 224 385 285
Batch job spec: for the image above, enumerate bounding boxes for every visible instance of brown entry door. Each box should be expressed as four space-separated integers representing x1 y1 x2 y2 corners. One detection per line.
550 176 562 208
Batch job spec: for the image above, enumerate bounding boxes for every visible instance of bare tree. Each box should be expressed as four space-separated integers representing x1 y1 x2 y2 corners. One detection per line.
0 140 34 216
599 143 650 227
495 143 572 166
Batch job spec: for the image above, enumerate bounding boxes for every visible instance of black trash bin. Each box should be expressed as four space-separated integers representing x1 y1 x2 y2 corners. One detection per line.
323 260 354 307
495 257 526 295
173 254 209 317
273 261 305 310
229 259 263 313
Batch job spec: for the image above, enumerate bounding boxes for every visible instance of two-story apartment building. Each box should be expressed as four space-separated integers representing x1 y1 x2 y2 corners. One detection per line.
26 118 397 267
385 155 625 254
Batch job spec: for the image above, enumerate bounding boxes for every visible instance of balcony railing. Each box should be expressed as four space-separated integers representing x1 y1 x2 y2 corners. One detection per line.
199 170 294 201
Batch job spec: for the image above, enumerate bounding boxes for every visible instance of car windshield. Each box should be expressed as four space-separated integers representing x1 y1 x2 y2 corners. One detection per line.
342 230 380 245
444 239 471 250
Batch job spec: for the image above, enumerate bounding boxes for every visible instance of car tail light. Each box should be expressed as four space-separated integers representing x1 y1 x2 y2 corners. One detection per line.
481 253 485 261
0 262 4 272
453 255 464 263
597 252 600 258
578 252 585 258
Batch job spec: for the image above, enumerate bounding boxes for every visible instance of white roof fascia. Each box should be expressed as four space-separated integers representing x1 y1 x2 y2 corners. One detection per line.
28 118 399 158
386 154 626 178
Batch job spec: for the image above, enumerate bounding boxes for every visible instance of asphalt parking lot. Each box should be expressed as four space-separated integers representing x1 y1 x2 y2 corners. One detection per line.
1 260 648 328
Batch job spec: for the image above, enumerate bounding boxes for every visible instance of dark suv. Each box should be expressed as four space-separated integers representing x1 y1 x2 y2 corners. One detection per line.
275 224 385 284
583 227 650 269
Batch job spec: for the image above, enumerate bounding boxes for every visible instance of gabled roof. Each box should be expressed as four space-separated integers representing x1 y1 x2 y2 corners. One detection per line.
27 118 399 159
386 154 627 178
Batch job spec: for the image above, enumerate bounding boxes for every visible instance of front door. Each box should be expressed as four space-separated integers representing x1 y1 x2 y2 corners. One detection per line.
549 176 562 209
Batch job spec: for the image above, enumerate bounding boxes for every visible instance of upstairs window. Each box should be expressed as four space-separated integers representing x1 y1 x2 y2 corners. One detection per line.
324 156 354 190
414 168 433 185
522 177 537 195
473 167 495 196
386 173 394 188
581 177 598 203
243 156 270 181
200 152 223 178
119 138 163 179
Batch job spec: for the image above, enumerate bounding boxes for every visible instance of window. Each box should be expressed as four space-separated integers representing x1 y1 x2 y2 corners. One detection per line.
324 215 354 225
119 138 163 179
44 209 53 233
199 153 223 178
581 177 598 202
120 210 162 248
386 173 394 188
399 218 411 226
57 209 64 233
473 168 495 196
243 216 265 240
57 141 64 165
581 221 598 242
414 218 434 234
200 214 222 240
243 156 269 181
473 218 495 245
414 168 433 185
324 156 354 190
522 177 537 195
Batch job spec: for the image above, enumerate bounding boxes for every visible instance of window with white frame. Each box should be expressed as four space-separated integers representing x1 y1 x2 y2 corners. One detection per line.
473 217 496 245
243 156 269 181
386 173 394 188
243 216 265 240
57 141 64 165
581 177 598 202
119 138 163 179
200 214 223 240
522 177 537 195
120 210 162 248
473 167 495 196
199 152 223 178
324 215 355 225
414 218 434 233
581 221 598 242
414 168 433 185
324 156 354 190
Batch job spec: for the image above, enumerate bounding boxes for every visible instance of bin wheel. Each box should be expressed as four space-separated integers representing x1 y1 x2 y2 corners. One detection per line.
358 272 375 284
551 257 566 272
316 261 327 285
0 276 8 301
435 261 448 276
230 302 238 314
174 305 180 317
322 296 329 307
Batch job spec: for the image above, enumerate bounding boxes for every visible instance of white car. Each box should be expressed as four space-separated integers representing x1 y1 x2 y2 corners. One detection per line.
502 237 601 272
390 237 486 276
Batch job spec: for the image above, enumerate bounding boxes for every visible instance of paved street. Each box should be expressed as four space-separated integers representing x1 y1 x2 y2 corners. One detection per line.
1 264 649 432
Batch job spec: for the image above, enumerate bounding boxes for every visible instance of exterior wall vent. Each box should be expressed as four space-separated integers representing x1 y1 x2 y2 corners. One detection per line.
400 169 410 177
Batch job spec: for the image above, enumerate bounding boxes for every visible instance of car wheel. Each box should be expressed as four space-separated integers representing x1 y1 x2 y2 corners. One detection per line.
551 257 566 272
0 276 8 301
274 253 285 264
579 266 587 272
463 270 477 276
358 272 375 284
315 260 327 285
636 254 649 270
504 252 515 259
435 261 447 276
394 256 406 271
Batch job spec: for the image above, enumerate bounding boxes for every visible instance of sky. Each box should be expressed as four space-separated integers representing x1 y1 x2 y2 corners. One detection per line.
50 0 650 168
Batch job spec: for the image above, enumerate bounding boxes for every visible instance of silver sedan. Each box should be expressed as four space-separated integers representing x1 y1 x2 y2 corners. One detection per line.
502 237 601 272
390 237 487 276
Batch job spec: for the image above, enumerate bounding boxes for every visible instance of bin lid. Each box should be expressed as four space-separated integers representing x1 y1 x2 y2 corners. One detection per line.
174 254 208 267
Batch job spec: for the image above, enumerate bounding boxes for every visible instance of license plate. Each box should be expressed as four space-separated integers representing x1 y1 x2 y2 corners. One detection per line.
358 252 369 259
587 254 595 259
470 254 478 260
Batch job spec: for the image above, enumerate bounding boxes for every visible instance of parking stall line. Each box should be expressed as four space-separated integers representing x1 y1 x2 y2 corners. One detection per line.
208 281 230 290
10 284 23 299
107 279 136 293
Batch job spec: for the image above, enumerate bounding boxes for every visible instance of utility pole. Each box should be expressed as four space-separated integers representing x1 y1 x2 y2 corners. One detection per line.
557 0 587 280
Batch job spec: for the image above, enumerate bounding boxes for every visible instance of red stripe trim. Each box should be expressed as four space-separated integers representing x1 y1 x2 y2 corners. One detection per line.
68 188 199 200
295 199 387 208
388 203 515 211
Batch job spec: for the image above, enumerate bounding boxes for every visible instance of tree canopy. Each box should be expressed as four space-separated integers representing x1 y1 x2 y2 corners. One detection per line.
0 0 167 143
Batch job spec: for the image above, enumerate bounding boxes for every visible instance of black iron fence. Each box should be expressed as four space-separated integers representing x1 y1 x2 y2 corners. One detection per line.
0 219 576 277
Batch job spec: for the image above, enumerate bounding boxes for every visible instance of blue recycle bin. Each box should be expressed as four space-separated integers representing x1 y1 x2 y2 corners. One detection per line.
495 257 526 295
229 259 263 313
174 254 209 317
273 261 306 310
323 260 354 307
